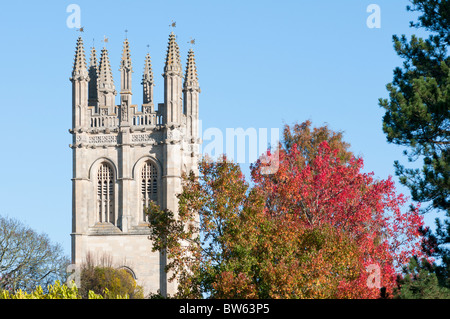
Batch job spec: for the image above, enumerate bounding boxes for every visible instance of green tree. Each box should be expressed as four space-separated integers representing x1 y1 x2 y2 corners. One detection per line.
395 256 450 299
379 0 450 294
379 0 449 215
79 253 143 299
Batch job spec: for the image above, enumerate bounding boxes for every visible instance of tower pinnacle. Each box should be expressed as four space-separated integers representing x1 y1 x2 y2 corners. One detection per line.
97 47 116 109
120 39 133 72
88 47 99 107
119 38 133 95
164 32 182 75
142 53 155 106
98 48 114 89
72 36 88 80
184 49 199 90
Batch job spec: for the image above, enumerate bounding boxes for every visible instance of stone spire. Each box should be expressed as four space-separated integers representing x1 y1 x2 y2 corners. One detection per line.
97 47 116 110
98 48 114 89
119 39 133 124
184 49 199 90
71 37 89 129
72 36 88 80
119 38 133 94
142 53 154 106
164 32 182 75
88 47 99 108
183 49 200 139
163 32 183 125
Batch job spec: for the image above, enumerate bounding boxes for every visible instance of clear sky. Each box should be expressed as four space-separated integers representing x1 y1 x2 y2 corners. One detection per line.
0 0 441 256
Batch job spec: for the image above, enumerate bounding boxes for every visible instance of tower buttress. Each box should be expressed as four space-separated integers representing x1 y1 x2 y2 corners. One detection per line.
163 32 183 126
97 47 117 114
71 36 89 129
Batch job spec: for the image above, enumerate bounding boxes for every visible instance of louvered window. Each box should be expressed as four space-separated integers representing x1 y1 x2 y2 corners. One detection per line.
97 163 114 224
141 161 158 221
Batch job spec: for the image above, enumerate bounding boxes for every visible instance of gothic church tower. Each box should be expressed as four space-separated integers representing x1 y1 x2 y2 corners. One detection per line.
69 33 200 296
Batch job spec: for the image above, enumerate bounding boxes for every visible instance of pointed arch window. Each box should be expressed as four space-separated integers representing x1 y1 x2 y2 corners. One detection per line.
97 163 115 224
141 161 158 221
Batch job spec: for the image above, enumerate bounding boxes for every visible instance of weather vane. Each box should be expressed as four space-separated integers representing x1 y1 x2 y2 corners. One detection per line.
125 29 128 39
187 37 196 47
102 35 109 47
77 26 84 33
169 20 176 31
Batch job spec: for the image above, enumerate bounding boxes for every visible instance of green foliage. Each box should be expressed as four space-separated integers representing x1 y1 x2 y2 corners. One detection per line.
80 265 142 299
379 0 450 298
0 281 112 299
379 0 449 214
395 256 450 299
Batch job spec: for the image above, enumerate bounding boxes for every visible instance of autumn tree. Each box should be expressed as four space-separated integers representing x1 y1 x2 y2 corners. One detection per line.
147 156 363 298
252 141 425 298
147 121 426 298
282 120 354 165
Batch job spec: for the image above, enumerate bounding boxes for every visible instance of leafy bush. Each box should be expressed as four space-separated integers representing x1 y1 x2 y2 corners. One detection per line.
0 280 128 299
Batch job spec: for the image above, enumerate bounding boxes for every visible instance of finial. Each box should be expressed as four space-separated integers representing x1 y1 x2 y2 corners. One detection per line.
125 29 128 39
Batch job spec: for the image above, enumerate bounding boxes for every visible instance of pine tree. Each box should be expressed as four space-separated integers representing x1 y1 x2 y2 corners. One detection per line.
395 256 450 299
379 0 450 294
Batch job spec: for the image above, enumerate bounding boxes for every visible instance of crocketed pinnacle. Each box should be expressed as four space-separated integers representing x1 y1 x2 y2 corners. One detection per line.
89 47 98 69
98 47 115 89
120 39 132 71
88 47 99 104
72 36 88 78
164 32 182 75
184 49 199 88
142 53 154 84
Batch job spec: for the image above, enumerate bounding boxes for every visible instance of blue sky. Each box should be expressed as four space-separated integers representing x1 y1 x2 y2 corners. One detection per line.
0 0 441 256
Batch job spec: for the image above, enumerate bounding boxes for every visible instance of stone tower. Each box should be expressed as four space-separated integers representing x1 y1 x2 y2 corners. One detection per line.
69 33 200 296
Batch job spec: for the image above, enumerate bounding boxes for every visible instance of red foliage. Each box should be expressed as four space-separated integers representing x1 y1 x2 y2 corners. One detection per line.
251 141 426 298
